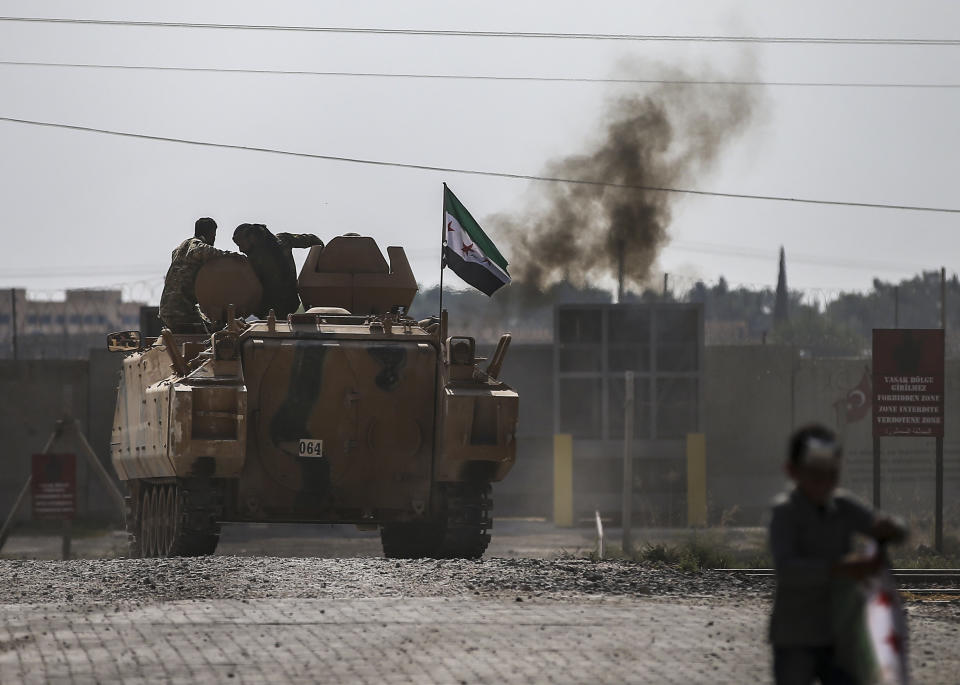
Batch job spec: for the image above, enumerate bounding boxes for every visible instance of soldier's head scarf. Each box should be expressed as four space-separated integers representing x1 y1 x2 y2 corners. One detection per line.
233 223 280 254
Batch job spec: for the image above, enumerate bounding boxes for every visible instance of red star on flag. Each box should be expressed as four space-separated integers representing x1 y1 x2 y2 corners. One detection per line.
447 221 455 232
461 242 475 256
884 631 903 654
874 590 894 607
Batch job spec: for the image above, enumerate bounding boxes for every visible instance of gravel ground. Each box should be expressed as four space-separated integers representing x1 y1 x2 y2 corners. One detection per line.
3 555 957 632
0 557 775 605
0 556 955 620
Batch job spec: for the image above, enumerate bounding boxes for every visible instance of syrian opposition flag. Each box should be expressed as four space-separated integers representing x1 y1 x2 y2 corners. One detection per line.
833 542 909 685
864 549 909 684
443 184 511 296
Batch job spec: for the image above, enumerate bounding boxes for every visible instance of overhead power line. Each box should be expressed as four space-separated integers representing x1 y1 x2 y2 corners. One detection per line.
0 263 167 279
2 59 960 89
408 242 930 275
1 16 959 46
670 241 930 273
1 114 958 214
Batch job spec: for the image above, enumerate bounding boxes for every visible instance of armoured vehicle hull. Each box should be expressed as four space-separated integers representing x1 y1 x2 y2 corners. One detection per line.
110 235 518 558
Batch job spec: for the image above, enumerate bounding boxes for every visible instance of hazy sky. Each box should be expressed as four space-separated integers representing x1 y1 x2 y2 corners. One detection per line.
1 1 958 305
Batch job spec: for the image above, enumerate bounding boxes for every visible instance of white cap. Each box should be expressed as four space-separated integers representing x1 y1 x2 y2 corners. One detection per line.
802 437 841 468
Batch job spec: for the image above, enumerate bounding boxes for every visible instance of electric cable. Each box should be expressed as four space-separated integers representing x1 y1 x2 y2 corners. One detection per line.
1 16 959 45
670 242 931 272
1 115 958 214
2 59 959 89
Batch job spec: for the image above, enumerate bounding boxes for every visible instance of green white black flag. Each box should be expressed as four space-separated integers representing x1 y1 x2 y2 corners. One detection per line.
443 185 511 296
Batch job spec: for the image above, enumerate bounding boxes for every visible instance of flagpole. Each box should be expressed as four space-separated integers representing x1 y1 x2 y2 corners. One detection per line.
439 182 447 323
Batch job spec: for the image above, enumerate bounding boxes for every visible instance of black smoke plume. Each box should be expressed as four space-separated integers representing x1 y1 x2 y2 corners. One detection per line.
493 72 759 295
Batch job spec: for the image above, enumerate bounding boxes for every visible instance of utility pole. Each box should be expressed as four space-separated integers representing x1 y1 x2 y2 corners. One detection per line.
622 371 635 554
617 249 625 303
9 288 17 360
940 267 947 330
936 267 946 551
893 286 899 328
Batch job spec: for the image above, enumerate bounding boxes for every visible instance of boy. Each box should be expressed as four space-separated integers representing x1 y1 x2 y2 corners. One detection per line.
769 424 906 685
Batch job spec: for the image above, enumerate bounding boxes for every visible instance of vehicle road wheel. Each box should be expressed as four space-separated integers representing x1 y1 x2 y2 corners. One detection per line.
124 482 143 558
127 480 222 558
139 485 155 557
155 485 175 557
168 479 222 557
380 521 443 559
435 482 492 559
380 482 493 560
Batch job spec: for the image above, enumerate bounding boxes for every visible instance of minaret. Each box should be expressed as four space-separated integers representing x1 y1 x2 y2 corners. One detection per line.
773 246 789 327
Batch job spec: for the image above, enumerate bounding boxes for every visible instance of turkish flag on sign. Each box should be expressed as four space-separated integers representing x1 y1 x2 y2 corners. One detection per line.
837 367 872 423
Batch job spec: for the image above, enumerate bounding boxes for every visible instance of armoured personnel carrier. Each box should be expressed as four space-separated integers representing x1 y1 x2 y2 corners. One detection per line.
108 235 517 558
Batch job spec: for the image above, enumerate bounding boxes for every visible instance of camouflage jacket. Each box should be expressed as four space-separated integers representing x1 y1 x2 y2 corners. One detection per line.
159 237 233 329
246 233 324 318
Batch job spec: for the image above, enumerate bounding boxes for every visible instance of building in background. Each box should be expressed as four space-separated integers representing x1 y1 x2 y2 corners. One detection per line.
0 289 145 359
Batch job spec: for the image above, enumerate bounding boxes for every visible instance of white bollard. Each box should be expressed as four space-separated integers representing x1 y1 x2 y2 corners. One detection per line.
595 509 605 560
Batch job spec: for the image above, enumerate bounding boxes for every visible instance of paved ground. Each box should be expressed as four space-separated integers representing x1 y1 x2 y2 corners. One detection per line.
0 559 957 684
0 523 956 683
2 595 957 684
0 596 776 685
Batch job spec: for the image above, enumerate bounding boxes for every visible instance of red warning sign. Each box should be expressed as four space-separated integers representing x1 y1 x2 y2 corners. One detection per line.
31 453 76 520
872 329 945 437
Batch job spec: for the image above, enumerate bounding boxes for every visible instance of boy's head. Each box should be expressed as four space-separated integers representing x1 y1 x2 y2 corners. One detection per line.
787 424 842 504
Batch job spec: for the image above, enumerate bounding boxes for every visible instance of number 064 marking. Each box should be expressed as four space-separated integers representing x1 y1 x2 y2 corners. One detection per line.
298 439 324 458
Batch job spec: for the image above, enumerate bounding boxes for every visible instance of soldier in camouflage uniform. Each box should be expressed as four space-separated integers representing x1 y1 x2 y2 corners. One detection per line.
232 223 324 318
159 218 238 333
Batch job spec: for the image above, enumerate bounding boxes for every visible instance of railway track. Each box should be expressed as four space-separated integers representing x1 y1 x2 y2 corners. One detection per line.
716 568 960 597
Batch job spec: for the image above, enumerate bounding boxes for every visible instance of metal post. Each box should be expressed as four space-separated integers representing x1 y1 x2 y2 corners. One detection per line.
941 267 947 330
617 246 625 303
872 435 881 508
622 370 635 554
61 519 72 560
940 266 947 330
595 510 605 560
935 436 944 553
73 419 126 515
936 267 945 551
553 434 573 527
440 183 448 324
10 287 17 360
893 286 899 328
0 477 32 551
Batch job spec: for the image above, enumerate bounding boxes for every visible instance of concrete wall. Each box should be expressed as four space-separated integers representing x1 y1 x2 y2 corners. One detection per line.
478 343 555 517
703 346 796 522
0 352 124 525
490 343 960 535
2 343 956 539
704 348 959 533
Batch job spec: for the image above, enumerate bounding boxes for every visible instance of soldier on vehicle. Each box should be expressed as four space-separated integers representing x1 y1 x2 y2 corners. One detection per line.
159 217 238 333
232 223 324 318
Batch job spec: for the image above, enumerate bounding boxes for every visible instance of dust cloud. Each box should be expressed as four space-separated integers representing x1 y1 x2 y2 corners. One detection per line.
494 66 760 295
